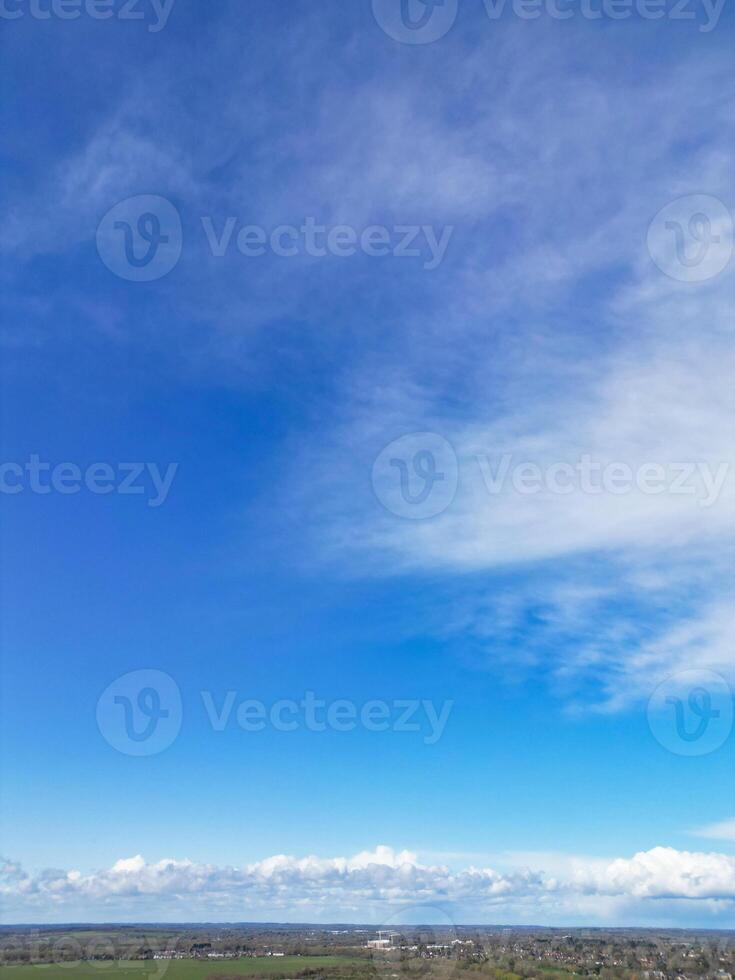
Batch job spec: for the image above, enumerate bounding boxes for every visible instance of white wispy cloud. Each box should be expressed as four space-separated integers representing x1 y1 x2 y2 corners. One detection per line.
693 820 735 842
6 11 735 710
281 38 735 711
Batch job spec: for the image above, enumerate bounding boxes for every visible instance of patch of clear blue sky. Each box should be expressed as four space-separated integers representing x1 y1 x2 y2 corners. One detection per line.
2 0 735 912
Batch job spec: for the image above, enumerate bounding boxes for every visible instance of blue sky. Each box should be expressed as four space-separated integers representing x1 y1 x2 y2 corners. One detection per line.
3 0 735 926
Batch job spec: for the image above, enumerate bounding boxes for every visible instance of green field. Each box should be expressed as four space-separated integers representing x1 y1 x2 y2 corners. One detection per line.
0 955 363 980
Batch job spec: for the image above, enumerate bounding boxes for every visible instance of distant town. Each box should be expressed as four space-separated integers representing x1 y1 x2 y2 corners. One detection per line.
1 923 734 980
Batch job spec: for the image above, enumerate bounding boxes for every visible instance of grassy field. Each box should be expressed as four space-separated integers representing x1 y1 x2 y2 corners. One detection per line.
0 955 364 980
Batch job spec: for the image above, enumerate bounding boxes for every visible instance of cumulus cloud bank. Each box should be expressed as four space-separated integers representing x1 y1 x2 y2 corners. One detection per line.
4 845 735 922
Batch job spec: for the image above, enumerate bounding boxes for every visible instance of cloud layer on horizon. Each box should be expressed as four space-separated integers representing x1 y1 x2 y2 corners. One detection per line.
5 844 735 924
